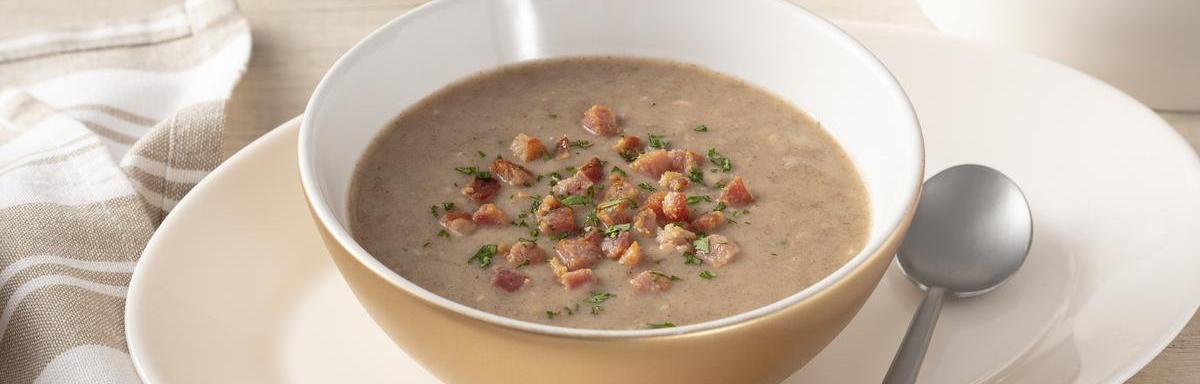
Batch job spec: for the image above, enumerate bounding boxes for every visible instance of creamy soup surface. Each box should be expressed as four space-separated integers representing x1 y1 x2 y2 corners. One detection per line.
349 57 869 330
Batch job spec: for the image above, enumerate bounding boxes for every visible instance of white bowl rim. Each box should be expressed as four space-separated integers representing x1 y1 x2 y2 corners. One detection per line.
299 0 924 339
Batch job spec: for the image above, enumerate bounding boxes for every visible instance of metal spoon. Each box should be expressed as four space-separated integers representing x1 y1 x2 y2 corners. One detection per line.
882 164 1033 384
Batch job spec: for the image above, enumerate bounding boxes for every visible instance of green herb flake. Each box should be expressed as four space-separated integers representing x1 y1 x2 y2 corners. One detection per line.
436 230 450 238
693 124 708 132
529 195 543 214
684 252 703 265
591 305 603 315
467 244 498 268
547 172 563 186
611 166 627 177
700 270 717 280
559 195 592 206
549 232 571 241
693 237 710 253
570 140 594 149
713 201 727 212
430 205 440 217
546 310 561 319
565 166 578 174
651 271 683 281
476 171 493 179
646 322 677 329
686 195 712 205
637 182 657 192
454 166 479 176
442 202 455 211
604 223 632 237
564 304 578 315
584 212 600 229
529 228 541 238
687 168 705 185
707 148 733 172
647 134 669 149
477 151 487 158
597 198 627 210
585 291 616 304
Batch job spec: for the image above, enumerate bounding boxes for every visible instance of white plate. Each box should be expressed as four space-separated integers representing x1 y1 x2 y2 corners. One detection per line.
126 23 1200 383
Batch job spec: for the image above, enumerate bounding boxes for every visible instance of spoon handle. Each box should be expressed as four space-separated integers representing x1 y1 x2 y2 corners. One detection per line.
882 286 947 384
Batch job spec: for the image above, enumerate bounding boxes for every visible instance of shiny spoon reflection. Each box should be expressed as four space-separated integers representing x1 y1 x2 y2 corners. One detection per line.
882 164 1033 384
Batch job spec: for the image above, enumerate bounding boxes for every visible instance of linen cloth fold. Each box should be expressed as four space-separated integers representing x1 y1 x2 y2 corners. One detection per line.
0 0 250 382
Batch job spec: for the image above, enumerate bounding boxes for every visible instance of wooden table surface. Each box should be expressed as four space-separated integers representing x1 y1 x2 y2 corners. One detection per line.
4 0 1196 382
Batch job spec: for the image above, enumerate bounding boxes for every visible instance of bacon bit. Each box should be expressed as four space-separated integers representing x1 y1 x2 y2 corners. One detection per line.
471 203 508 225
630 149 672 178
538 207 576 235
560 268 597 289
555 231 605 270
490 158 536 187
581 104 622 137
662 191 690 222
554 136 572 159
719 176 754 206
551 172 594 196
690 211 726 233
659 171 690 192
697 234 740 267
439 211 476 236
536 195 563 218
629 270 674 293
656 223 697 253
549 257 568 277
668 149 706 173
601 231 633 259
596 200 632 227
617 241 643 266
510 133 548 162
578 157 604 183
642 191 667 221
491 266 528 292
507 240 547 265
612 136 645 162
603 175 640 201
632 208 659 237
461 177 501 203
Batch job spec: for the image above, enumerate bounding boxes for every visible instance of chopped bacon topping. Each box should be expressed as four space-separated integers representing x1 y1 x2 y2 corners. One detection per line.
662 191 690 223
659 171 690 192
439 211 476 236
578 157 604 183
581 104 622 137
554 231 604 271
490 158 536 187
554 136 572 160
656 223 697 253
506 240 546 265
642 191 667 221
630 149 672 178
491 266 528 292
603 175 640 201
471 204 508 225
536 195 563 218
461 177 501 203
629 270 674 293
601 231 633 259
668 149 705 173
538 207 576 236
612 136 645 162
719 176 754 206
632 208 658 237
617 241 643 266
549 257 568 278
697 234 739 267
559 268 597 289
551 173 594 197
690 211 726 233
510 133 548 162
596 200 632 227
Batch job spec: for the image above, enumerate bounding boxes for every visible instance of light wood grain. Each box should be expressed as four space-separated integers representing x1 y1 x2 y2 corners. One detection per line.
3 0 1196 382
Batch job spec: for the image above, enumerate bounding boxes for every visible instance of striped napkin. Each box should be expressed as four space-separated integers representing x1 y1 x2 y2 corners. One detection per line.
0 0 249 382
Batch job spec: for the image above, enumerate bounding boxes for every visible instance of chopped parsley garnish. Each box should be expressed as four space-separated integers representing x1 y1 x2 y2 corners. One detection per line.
546 310 560 319
684 251 703 265
559 195 591 206
455 166 491 178
713 201 727 212
603 223 632 237
693 124 708 132
467 244 498 268
436 230 450 238
611 166 627 177
707 148 732 172
647 134 669 149
529 195 543 213
442 202 455 211
517 237 537 243
687 168 705 185
584 212 600 229
564 166 577 174
549 232 571 241
693 237 710 253
529 228 541 237
564 304 579 315
699 270 716 280
585 291 616 304
686 195 712 205
714 180 729 189
515 260 531 269
651 271 683 281
570 140 594 149
477 151 486 158
731 208 751 218
430 205 439 217
597 198 627 210
619 150 640 162
590 305 603 315
547 172 563 186
646 322 676 329
637 182 657 192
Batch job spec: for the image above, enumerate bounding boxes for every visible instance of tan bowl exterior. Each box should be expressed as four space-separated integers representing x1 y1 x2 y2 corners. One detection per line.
308 196 916 384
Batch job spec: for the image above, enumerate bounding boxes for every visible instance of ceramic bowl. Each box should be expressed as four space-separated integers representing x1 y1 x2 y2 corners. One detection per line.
299 0 923 382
